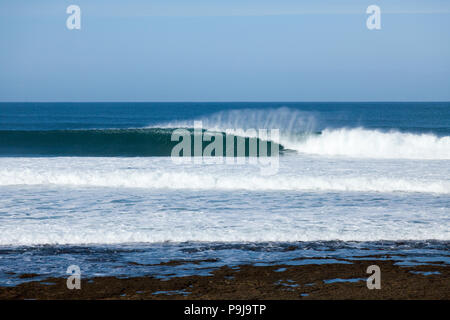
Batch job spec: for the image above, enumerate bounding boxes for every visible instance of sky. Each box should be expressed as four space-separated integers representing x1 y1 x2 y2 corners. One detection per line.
0 0 449 102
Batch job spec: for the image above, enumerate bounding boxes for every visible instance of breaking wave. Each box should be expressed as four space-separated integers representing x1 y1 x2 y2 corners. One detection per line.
0 108 448 159
152 108 450 159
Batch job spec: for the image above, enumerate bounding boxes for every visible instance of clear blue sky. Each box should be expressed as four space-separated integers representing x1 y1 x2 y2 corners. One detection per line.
1 0 449 102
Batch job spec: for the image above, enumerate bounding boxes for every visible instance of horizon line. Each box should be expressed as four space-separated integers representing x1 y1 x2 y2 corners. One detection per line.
1 101 449 104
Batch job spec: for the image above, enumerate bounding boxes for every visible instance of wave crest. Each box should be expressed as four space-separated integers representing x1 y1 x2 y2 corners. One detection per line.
153 108 450 160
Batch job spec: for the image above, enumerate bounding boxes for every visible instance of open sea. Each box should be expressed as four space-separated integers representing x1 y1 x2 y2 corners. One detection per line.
0 102 449 285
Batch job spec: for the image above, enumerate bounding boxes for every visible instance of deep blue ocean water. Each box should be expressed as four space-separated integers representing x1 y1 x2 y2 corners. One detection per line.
1 102 449 133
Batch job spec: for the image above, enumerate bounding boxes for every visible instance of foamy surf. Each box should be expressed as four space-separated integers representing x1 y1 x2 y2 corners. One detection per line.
0 157 448 194
1 168 449 194
0 185 448 245
288 128 450 159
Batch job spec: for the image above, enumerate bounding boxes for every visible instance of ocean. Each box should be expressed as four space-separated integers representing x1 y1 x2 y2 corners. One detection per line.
0 102 449 286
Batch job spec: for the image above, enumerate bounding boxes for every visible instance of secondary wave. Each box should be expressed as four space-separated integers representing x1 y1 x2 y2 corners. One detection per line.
0 167 448 193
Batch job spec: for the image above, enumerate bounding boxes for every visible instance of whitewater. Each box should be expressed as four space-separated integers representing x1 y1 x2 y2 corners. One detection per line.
0 153 448 245
0 156 448 193
0 104 449 246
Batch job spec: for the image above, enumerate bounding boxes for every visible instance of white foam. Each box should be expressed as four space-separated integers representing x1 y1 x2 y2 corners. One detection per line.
289 128 450 159
0 157 448 193
0 169 449 194
0 157 448 245
0 196 448 245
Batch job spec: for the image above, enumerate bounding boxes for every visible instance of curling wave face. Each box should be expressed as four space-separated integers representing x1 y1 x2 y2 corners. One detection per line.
0 128 282 157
